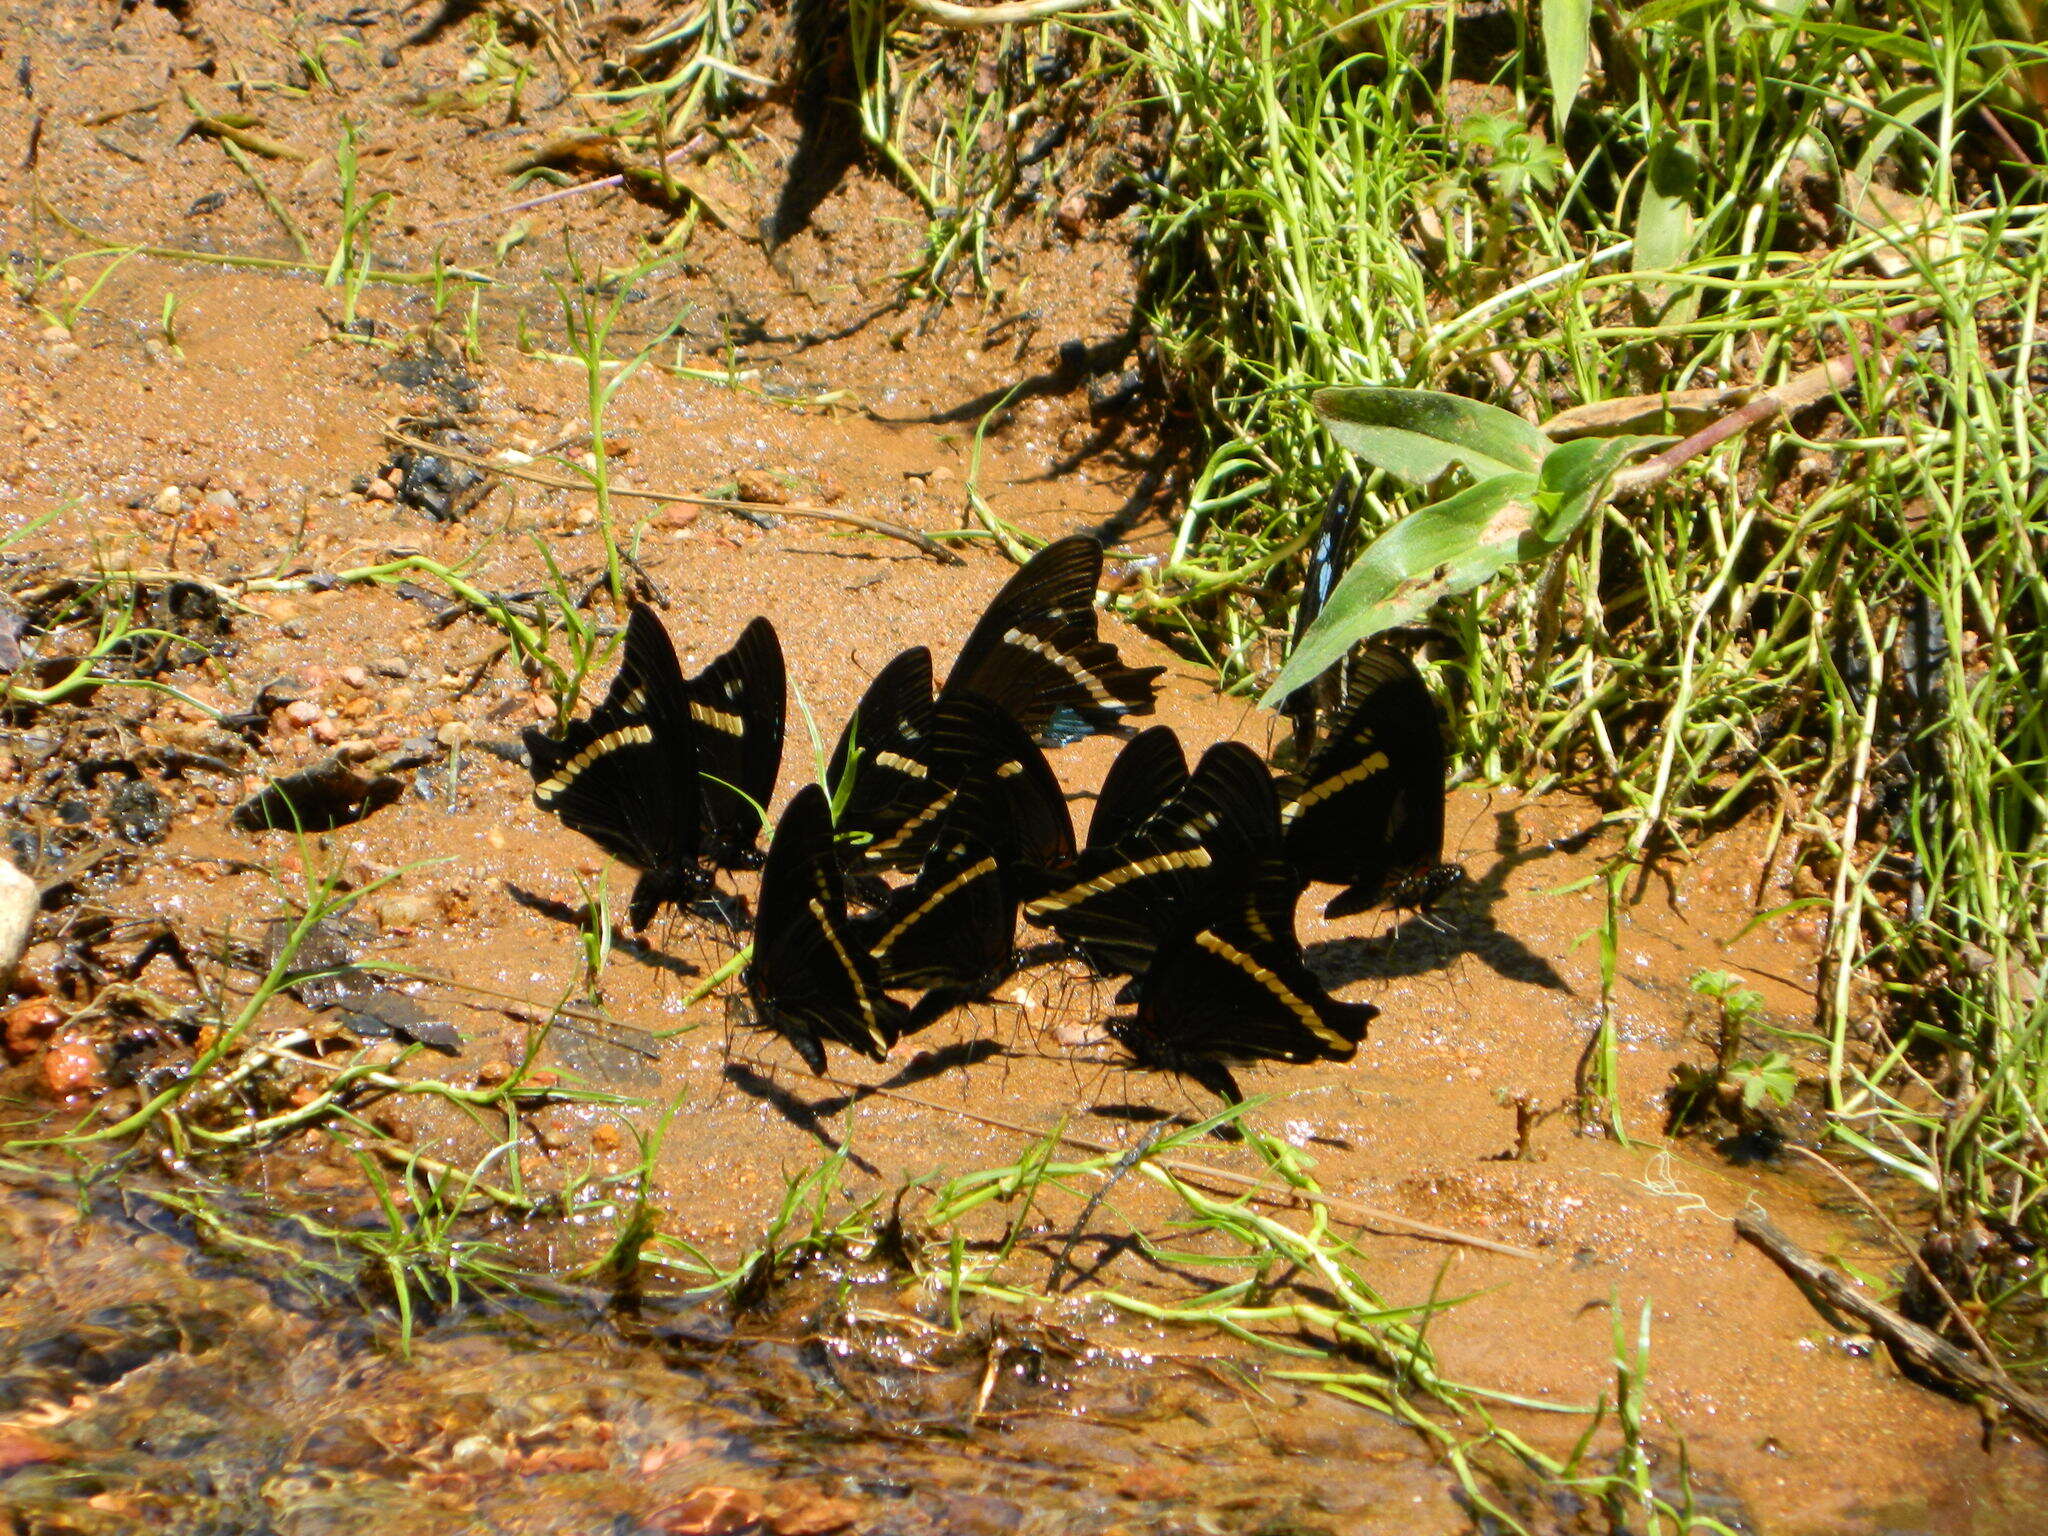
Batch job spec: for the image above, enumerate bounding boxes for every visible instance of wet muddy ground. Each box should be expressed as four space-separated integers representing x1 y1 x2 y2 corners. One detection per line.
2 3 2047 1533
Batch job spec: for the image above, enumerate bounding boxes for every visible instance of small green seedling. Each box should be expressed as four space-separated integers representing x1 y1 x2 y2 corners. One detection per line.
1668 969 1794 1136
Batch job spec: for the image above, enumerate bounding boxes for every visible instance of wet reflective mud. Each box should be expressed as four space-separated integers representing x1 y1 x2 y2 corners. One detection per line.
0 1172 1528 1536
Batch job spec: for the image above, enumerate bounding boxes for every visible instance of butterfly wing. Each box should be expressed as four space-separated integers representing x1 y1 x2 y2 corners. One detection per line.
1088 726 1189 849
1024 740 1281 976
856 798 1018 996
1279 478 1360 759
523 605 700 928
946 536 1165 745
828 647 946 870
925 693 1077 875
746 784 907 1072
1121 860 1375 1078
1278 648 1450 909
686 616 786 869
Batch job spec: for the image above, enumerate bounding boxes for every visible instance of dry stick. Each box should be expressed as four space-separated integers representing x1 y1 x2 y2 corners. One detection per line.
380 428 964 566
1607 348 1870 501
418 143 697 231
1785 1143 2011 1386
830 1079 1544 1262
404 969 662 1058
184 114 307 163
177 86 307 163
220 138 312 260
901 0 1113 24
35 196 489 285
1734 1210 2048 1439
193 923 661 1058
1605 306 1938 502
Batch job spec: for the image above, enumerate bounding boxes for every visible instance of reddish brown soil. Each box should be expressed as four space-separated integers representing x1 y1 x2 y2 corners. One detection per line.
0 4 2043 1533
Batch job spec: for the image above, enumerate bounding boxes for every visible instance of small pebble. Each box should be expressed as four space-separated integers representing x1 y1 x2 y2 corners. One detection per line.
282 700 322 728
376 893 433 930
3 998 61 1059
436 721 471 749
364 478 396 503
735 469 792 505
42 1033 104 1097
310 718 340 745
154 485 183 515
38 323 71 344
339 666 369 690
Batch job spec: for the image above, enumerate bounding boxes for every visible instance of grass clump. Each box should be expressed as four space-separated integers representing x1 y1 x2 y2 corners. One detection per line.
864 0 2048 1342
833 0 2048 1353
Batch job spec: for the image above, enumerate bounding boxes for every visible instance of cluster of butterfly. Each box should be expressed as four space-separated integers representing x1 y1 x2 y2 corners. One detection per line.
524 536 1459 1103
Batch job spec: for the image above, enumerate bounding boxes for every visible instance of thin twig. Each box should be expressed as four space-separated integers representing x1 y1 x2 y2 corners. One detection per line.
900 0 1113 26
1736 1209 2048 1438
1786 1144 2010 1385
35 197 490 285
1608 313 1933 500
834 1081 1545 1261
380 429 964 566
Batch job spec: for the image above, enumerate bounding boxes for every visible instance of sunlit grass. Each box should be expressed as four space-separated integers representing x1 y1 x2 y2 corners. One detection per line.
835 0 2048 1336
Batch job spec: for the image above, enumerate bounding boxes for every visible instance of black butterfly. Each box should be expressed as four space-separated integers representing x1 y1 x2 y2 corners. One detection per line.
686 615 786 869
854 775 1019 998
525 606 788 927
826 646 936 865
823 540 1158 864
1114 858 1378 1104
923 693 1076 874
745 783 908 1074
1024 734 1282 978
524 605 701 932
1086 723 1190 849
1275 647 1463 917
947 535 1166 745
835 688 1075 876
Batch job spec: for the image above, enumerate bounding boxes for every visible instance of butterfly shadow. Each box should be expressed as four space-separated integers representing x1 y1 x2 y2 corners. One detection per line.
501 881 706 981
721 1060 881 1178
1305 805 1588 993
1059 1053 1254 1143
872 321 1143 428
808 1037 1010 1119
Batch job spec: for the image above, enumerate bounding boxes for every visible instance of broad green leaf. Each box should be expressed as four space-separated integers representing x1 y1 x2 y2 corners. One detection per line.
1631 136 1700 320
1313 387 1550 486
1264 472 1542 703
1850 84 1946 185
1533 433 1665 545
1543 0 1593 128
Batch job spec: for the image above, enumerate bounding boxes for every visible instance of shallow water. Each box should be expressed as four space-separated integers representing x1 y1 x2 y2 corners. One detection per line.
0 1170 1523 1536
